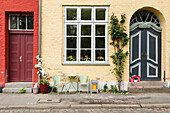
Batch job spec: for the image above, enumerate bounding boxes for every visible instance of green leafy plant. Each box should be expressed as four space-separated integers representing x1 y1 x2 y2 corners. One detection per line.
50 86 57 92
100 83 109 92
20 88 26 94
110 85 118 93
103 83 108 92
109 14 129 90
119 90 128 95
40 79 49 85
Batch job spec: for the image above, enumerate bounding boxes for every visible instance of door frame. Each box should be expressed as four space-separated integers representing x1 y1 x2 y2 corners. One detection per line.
129 10 162 81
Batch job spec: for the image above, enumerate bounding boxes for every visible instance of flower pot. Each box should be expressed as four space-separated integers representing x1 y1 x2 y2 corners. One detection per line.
33 88 39 94
134 80 138 82
39 84 49 93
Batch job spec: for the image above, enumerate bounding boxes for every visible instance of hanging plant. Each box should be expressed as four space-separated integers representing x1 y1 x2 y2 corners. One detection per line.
109 14 129 90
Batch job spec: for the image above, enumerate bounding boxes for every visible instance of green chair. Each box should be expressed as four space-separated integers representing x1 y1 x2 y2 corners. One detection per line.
51 76 67 95
77 76 90 94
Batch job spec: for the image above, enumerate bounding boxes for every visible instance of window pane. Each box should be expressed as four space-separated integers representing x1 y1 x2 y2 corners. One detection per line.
95 25 105 36
96 8 106 20
81 8 92 20
81 25 91 36
10 16 17 29
81 37 91 48
67 8 77 20
27 16 34 29
19 16 26 29
67 37 77 48
80 50 91 61
66 50 77 61
67 25 77 36
96 37 105 48
96 50 105 61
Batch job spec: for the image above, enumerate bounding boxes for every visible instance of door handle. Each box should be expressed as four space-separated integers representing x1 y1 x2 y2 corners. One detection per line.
144 52 147 58
141 53 143 58
20 56 22 62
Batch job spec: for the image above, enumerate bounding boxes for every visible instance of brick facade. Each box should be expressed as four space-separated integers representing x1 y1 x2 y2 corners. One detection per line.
41 0 169 83
0 0 39 87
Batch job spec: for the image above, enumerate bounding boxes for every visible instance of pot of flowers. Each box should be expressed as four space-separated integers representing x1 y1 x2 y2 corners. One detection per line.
134 77 138 82
39 79 49 93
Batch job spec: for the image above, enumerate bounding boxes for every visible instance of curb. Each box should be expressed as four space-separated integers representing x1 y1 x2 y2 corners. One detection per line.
141 104 170 108
0 104 170 109
102 104 141 108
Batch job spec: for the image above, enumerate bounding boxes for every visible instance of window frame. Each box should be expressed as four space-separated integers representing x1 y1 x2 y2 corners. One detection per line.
79 23 93 63
94 23 108 64
64 23 79 63
9 14 34 31
64 6 109 65
79 6 93 22
64 6 78 23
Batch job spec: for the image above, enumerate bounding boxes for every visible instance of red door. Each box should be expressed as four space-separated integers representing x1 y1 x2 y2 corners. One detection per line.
9 31 33 82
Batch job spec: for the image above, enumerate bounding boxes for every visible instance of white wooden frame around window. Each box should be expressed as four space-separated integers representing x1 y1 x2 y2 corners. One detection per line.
64 6 78 23
9 15 34 30
94 23 108 64
79 6 94 22
64 6 109 65
64 23 79 63
79 23 93 63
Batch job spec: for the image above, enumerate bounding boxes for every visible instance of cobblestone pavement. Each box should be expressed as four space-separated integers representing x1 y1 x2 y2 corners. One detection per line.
0 108 170 113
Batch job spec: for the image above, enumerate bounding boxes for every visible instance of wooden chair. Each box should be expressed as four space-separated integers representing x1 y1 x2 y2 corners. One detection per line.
51 76 67 95
77 76 90 94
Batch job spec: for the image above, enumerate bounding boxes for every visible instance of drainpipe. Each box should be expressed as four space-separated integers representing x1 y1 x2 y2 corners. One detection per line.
38 0 42 84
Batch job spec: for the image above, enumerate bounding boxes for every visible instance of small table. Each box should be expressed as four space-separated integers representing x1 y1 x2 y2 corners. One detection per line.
65 75 78 92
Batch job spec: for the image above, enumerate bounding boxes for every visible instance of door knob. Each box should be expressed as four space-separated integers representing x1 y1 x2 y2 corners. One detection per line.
20 56 22 62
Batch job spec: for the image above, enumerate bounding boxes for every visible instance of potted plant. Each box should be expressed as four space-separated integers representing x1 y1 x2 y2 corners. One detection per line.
39 79 49 93
134 77 138 82
35 55 49 93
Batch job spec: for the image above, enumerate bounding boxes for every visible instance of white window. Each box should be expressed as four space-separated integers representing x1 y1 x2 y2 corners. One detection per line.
64 6 109 65
9 15 34 30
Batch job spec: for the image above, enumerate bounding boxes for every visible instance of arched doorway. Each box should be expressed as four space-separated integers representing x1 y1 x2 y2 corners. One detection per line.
130 10 162 81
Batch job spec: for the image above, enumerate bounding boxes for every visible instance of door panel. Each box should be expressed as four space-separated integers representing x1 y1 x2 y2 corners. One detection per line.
130 28 161 81
24 35 33 81
130 30 141 77
9 33 33 82
9 35 20 81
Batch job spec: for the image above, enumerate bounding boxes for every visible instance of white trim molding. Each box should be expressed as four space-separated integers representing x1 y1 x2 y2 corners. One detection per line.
130 31 141 64
130 62 141 76
147 31 158 64
147 62 158 78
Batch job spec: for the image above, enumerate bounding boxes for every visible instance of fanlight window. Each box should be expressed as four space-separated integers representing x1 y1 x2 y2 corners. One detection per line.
130 10 161 27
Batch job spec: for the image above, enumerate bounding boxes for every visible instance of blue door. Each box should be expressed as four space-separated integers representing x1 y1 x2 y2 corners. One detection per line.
130 28 161 81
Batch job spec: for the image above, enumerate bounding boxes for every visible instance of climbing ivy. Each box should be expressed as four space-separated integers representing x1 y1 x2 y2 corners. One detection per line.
109 14 129 85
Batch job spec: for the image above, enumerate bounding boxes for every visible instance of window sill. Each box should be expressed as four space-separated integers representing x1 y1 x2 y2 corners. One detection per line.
62 63 110 66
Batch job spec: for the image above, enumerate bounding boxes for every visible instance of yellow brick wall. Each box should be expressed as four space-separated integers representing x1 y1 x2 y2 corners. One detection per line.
41 0 170 82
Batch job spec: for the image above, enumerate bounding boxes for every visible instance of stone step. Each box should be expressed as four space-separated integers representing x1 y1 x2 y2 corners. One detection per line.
129 81 165 87
2 88 32 93
128 87 170 93
5 82 33 88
